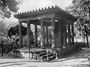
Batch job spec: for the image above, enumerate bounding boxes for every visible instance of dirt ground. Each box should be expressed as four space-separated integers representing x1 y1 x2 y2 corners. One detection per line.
0 48 90 67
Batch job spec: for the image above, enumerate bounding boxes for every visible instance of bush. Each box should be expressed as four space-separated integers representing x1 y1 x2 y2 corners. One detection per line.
74 42 88 48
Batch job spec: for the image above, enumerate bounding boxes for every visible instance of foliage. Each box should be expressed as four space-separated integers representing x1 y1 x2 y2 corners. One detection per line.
68 0 90 17
67 0 90 37
0 0 22 18
0 21 7 36
7 24 34 38
7 24 27 37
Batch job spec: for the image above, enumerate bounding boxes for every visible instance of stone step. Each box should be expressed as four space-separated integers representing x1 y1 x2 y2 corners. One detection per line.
39 53 56 61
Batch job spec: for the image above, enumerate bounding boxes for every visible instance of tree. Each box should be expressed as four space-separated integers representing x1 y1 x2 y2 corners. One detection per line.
67 0 90 17
7 24 27 37
0 0 22 37
0 21 6 35
8 24 34 47
0 0 22 18
67 0 90 46
0 0 22 56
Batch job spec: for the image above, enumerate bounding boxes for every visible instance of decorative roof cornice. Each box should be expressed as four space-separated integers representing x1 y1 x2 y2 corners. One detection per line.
14 6 60 18
14 5 77 21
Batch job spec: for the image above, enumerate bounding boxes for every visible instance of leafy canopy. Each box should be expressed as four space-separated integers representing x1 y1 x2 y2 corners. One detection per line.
69 0 90 18
67 0 90 36
0 0 22 18
8 24 27 37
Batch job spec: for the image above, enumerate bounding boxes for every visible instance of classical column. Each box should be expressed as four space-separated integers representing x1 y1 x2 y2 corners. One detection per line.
19 21 22 48
27 21 31 48
51 18 55 48
63 24 67 47
61 22 64 48
68 24 71 44
65 24 68 46
27 21 31 60
35 24 37 47
46 24 49 45
41 19 45 48
71 24 74 44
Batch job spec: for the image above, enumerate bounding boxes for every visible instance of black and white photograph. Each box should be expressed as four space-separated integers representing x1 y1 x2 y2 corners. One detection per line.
0 0 90 67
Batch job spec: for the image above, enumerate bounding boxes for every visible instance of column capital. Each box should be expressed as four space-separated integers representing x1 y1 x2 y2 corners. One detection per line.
18 20 23 23
27 21 30 24
51 17 55 22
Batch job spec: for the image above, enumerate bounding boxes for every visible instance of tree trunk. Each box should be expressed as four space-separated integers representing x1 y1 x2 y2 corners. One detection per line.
86 34 89 47
83 36 86 43
1 48 3 56
0 34 3 56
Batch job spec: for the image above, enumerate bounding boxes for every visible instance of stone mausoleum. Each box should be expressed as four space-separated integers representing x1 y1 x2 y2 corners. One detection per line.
14 6 76 51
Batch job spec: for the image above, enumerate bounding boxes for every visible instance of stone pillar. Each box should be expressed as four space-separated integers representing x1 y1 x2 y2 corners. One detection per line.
46 24 49 46
68 24 71 44
51 18 55 48
27 21 31 60
61 22 64 48
63 24 67 47
19 21 22 48
35 24 37 47
55 21 63 48
41 19 45 48
27 21 31 48
71 24 74 44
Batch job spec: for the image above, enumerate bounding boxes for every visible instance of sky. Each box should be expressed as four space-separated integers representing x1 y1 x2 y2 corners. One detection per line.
18 0 72 13
5 0 73 26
